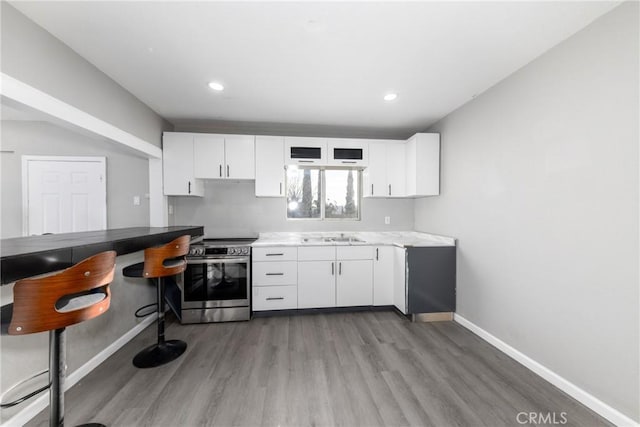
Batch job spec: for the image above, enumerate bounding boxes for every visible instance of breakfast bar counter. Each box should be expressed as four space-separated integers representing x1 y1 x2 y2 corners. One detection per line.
0 226 204 285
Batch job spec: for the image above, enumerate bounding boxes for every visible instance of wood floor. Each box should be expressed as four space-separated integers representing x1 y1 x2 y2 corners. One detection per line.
27 310 610 427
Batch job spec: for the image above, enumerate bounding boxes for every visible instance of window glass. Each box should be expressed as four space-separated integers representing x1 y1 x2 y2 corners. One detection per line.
325 169 360 220
286 167 361 220
286 167 321 219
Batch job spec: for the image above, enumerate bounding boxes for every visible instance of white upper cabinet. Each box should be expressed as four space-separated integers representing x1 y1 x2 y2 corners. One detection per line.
363 140 406 197
162 132 204 196
255 136 285 197
224 134 255 180
193 134 225 178
284 137 327 165
193 134 255 180
405 133 440 197
327 138 369 167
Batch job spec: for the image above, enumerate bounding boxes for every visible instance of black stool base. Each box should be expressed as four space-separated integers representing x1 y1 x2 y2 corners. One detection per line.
133 340 187 368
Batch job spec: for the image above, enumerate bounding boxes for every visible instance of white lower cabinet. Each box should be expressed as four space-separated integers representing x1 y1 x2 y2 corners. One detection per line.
252 246 298 311
298 260 335 308
253 286 297 310
336 259 373 306
373 246 394 305
251 244 392 311
393 247 407 314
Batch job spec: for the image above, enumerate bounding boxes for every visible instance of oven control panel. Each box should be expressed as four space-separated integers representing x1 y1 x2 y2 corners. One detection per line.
187 245 251 257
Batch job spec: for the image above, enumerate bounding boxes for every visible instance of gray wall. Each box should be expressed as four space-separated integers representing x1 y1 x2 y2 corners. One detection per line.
1 121 151 238
171 180 414 237
415 3 639 421
0 2 172 146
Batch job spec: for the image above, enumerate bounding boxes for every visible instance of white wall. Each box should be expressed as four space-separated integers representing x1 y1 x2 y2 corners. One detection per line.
0 2 172 146
171 180 414 237
415 2 638 422
1 121 151 238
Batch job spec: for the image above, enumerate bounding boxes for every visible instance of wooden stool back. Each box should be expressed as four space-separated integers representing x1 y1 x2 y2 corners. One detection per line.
8 250 116 336
142 235 190 279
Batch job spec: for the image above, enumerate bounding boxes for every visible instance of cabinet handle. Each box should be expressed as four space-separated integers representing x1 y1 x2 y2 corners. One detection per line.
371 184 374 195
339 262 342 275
279 182 282 195
266 273 284 276
266 297 284 301
341 161 357 164
331 262 334 275
388 184 391 196
266 253 284 256
376 248 379 261
227 165 230 177
299 160 314 163
188 181 191 194
219 165 222 177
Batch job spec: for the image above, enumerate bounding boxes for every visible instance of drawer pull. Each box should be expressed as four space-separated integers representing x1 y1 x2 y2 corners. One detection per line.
266 297 284 301
266 253 284 256
266 273 284 276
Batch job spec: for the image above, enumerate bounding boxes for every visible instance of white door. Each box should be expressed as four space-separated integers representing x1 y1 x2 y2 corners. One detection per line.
193 134 225 179
373 246 394 305
255 135 285 197
224 135 255 179
336 260 373 307
363 142 387 197
393 247 407 314
24 156 106 236
298 260 336 308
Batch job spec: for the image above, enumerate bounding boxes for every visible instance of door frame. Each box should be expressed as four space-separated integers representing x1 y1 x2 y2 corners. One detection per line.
21 155 107 236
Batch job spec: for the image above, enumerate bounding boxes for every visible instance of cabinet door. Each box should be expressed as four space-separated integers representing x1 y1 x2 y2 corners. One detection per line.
193 134 225 179
363 142 387 198
255 136 285 197
373 246 394 305
406 133 440 197
393 247 407 314
327 138 368 167
298 260 336 308
284 137 327 165
387 143 406 197
162 133 203 196
336 260 372 307
225 134 255 179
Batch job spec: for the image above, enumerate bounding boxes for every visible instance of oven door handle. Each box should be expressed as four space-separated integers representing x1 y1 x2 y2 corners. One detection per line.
186 257 249 264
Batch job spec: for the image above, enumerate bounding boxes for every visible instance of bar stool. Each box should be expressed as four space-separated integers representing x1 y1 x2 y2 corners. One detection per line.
122 235 189 369
6 250 116 427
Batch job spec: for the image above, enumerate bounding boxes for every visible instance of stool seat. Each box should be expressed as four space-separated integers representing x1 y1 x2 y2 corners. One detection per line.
4 250 116 427
123 235 190 369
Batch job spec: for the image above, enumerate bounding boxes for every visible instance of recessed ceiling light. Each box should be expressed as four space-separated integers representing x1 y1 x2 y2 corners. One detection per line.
208 82 224 91
383 93 398 101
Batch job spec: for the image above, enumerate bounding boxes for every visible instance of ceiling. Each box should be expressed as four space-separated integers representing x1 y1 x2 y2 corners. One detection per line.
10 1 619 138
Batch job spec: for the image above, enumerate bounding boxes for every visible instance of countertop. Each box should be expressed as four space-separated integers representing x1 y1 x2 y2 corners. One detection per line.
0 226 204 284
252 231 456 248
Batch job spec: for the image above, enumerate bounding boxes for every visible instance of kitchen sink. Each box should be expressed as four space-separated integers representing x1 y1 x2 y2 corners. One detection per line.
300 236 365 244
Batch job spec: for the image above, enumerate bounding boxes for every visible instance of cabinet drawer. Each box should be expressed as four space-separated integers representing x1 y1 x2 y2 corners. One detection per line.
253 261 297 286
298 246 335 261
252 247 297 261
253 285 297 311
337 246 373 260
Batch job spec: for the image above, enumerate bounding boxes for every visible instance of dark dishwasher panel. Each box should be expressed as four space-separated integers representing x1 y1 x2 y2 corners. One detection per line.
407 246 456 314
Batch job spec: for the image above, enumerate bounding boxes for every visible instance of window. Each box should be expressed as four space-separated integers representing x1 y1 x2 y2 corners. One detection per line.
286 167 361 220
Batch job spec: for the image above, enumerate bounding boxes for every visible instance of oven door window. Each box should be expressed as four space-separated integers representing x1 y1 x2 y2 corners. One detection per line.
183 261 248 302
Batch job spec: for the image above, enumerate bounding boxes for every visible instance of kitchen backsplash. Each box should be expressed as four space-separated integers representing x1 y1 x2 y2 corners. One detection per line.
170 180 414 237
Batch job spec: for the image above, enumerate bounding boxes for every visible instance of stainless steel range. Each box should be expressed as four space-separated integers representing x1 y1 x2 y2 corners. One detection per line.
166 238 255 323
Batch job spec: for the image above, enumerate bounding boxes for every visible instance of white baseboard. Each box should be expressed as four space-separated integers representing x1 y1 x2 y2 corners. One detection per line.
454 314 639 427
2 316 155 427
